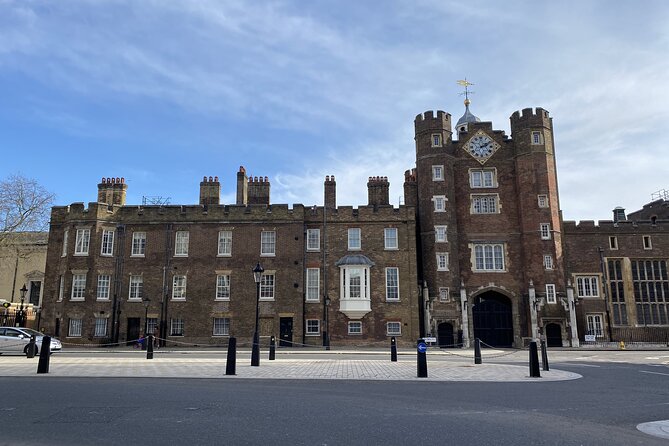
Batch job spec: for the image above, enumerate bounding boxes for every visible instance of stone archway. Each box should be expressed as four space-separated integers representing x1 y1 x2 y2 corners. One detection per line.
472 291 513 348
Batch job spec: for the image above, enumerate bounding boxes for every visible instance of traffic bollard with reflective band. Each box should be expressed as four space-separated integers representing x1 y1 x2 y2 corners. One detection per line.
37 335 51 374
474 338 482 364
225 337 237 376
27 335 36 358
390 336 398 362
147 335 154 360
417 339 428 378
269 336 276 361
540 340 549 371
529 341 541 378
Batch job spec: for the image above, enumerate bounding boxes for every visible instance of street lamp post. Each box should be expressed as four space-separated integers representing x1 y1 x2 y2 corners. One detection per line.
323 296 331 350
16 284 27 327
142 297 151 350
251 263 264 366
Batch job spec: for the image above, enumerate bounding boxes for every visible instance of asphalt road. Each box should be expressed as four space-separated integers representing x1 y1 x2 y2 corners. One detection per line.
0 360 667 445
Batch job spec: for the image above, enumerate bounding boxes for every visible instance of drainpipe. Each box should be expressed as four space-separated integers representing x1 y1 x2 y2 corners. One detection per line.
566 280 579 347
529 280 538 341
459 279 470 348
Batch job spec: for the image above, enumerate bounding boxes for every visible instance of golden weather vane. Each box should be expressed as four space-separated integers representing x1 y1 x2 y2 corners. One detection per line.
457 78 475 102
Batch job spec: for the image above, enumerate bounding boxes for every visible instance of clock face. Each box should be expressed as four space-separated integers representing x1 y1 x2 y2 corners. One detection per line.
469 134 493 157
466 131 499 164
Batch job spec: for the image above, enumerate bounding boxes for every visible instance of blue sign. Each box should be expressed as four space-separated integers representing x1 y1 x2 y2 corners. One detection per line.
417 342 427 353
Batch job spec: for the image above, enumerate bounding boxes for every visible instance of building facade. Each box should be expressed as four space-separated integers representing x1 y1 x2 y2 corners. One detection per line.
39 102 669 348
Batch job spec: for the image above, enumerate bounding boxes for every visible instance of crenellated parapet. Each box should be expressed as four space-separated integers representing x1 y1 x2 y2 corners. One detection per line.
509 107 551 130
414 110 452 136
564 219 668 233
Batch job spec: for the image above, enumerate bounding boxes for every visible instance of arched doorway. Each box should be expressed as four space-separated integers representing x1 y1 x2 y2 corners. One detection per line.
472 292 513 347
545 323 563 347
437 322 455 348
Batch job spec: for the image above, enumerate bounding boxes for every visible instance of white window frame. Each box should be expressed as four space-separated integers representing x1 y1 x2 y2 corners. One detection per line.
94 318 108 337
643 235 652 250
348 228 361 251
306 229 320 251
385 267 400 301
68 318 83 337
469 169 496 188
576 276 600 298
129 275 143 301
471 194 499 214
260 231 276 256
434 225 448 243
348 321 362 335
473 243 506 271
439 287 450 302
540 223 551 240
436 253 449 271
432 165 444 181
546 284 557 304
537 194 549 208
100 229 114 256
172 275 187 300
174 231 189 257
131 232 146 257
384 228 398 250
217 230 232 256
71 274 86 300
433 195 446 212
306 268 320 302
260 273 275 301
97 275 111 300
170 318 184 336
340 266 370 300
386 321 401 336
306 319 320 336
216 275 230 300
62 230 68 257
431 133 442 147
586 314 604 338
213 318 230 336
74 228 90 256
543 255 553 270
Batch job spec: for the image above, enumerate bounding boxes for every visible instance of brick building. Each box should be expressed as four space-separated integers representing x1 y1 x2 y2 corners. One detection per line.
39 100 669 349
40 170 420 347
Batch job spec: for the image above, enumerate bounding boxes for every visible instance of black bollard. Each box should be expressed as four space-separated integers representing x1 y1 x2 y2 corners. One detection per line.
529 341 541 378
474 338 482 364
27 335 36 359
417 339 428 378
37 335 51 374
269 336 276 360
147 335 154 360
225 337 237 376
540 340 549 371
390 336 398 362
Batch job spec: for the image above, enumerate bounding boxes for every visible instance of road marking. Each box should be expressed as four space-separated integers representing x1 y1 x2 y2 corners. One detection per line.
637 420 669 440
563 363 600 368
640 370 669 377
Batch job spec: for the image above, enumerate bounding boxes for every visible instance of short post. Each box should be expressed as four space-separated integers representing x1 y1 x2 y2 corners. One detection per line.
529 341 541 378
147 335 154 360
269 335 276 360
540 340 549 371
474 338 482 364
225 337 237 376
390 336 398 362
27 335 36 358
36 335 51 374
417 339 428 378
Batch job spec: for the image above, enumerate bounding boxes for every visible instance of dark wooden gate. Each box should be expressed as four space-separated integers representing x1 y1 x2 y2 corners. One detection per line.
472 293 513 347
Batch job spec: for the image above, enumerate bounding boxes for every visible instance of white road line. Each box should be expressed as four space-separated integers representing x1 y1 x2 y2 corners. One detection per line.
640 370 669 377
562 363 600 368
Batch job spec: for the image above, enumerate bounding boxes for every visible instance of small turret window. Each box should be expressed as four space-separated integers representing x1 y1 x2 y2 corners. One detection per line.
531 131 543 145
431 134 442 147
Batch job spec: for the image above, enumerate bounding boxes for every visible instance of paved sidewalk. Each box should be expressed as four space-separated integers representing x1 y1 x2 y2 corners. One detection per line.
0 355 580 382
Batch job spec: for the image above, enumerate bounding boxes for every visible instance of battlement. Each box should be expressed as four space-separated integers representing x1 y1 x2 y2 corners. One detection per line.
509 107 552 130
414 110 452 134
563 219 668 232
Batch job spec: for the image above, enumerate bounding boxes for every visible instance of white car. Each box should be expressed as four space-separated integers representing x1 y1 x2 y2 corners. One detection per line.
0 327 62 356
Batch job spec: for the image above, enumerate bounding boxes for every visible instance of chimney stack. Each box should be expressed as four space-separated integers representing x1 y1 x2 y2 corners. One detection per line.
247 176 270 205
236 166 248 205
324 175 336 209
367 176 390 206
97 177 127 206
199 176 221 207
403 169 417 207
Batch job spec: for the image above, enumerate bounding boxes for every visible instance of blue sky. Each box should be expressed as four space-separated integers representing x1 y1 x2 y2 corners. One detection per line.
1 0 668 221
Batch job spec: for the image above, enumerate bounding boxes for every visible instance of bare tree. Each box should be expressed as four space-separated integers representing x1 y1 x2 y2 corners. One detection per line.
0 174 55 244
